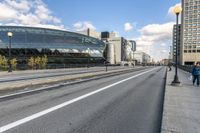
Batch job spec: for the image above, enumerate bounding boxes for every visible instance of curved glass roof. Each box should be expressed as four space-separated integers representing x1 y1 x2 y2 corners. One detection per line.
0 26 105 57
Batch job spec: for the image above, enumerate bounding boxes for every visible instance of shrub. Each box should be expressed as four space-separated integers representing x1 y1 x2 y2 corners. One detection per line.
28 55 48 69
41 55 48 69
28 57 35 69
10 58 17 70
0 55 8 70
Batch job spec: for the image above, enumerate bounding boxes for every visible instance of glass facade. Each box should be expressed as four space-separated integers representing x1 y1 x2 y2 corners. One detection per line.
0 26 106 64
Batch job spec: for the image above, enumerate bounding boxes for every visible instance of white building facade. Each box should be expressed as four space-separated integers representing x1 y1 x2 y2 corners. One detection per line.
102 32 136 65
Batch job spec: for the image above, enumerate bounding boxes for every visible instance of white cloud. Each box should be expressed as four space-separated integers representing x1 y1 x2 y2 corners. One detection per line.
161 49 167 53
4 0 30 12
135 22 174 61
135 3 182 61
124 22 133 32
136 22 174 46
167 3 181 21
0 3 17 21
73 21 96 31
0 0 65 30
160 43 166 47
168 3 181 16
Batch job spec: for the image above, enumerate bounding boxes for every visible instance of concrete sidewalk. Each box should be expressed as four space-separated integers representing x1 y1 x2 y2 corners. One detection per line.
161 68 200 133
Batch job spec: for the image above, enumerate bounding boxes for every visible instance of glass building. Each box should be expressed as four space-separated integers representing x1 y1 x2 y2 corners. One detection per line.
0 26 106 64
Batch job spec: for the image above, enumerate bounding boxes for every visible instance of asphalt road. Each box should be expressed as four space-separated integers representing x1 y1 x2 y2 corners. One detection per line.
0 66 166 133
0 66 133 83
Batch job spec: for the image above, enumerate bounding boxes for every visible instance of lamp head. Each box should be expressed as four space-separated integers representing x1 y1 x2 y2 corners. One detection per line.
174 6 182 14
7 32 13 37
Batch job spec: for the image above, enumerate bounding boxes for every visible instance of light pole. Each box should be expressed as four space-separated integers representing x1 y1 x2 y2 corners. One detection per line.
171 6 182 86
7 32 13 73
87 48 90 68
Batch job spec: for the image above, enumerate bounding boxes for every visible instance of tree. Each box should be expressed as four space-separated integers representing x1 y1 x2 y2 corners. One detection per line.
28 57 35 69
34 56 41 69
27 56 48 70
41 55 48 69
0 55 8 70
10 58 17 70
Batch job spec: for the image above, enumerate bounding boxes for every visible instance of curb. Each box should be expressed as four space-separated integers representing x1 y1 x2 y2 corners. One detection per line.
160 67 168 133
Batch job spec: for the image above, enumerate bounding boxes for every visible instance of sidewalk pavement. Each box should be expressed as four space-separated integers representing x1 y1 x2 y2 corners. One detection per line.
161 68 200 133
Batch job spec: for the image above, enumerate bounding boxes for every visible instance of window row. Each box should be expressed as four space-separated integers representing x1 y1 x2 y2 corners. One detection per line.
185 5 200 10
185 10 200 14
184 50 200 53
185 23 200 27
185 14 200 18
185 1 200 6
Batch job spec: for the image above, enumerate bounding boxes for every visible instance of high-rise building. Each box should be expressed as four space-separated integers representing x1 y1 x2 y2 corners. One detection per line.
101 32 136 65
169 46 173 61
78 28 101 39
181 0 200 65
108 37 127 64
129 40 137 51
173 24 181 64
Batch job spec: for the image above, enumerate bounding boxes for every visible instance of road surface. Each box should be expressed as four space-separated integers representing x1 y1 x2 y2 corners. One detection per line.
0 66 166 133
0 66 134 83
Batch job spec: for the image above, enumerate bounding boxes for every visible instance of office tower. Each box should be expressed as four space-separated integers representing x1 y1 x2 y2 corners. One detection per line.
181 0 200 65
173 24 181 64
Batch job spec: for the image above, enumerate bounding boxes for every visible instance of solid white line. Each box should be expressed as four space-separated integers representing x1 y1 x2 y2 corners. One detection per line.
0 67 158 133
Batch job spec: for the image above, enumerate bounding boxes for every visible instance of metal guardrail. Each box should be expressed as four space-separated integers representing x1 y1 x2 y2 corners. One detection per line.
178 65 193 73
0 63 106 71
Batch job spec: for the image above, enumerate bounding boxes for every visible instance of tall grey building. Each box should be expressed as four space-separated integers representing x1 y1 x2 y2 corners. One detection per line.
181 0 200 65
173 24 181 64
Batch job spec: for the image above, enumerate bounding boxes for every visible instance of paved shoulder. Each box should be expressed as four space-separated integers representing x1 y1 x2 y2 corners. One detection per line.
161 68 200 133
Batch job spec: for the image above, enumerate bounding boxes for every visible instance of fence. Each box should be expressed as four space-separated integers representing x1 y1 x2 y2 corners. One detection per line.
178 65 193 73
0 63 115 71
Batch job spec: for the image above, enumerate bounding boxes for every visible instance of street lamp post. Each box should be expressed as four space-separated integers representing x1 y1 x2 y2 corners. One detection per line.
105 40 109 72
87 48 90 68
7 32 13 73
171 6 182 86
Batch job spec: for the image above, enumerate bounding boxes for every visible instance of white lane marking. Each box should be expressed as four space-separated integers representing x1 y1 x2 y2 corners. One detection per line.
0 67 158 133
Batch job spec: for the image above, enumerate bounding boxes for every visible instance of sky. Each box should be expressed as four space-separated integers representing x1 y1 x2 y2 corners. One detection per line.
0 0 181 61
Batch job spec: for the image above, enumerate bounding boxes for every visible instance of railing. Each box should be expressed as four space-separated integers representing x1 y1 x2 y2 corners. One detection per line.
17 63 106 70
178 65 193 73
0 63 122 71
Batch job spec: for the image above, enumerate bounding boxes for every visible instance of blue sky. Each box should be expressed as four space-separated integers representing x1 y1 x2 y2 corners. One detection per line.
0 0 181 61
44 0 180 36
